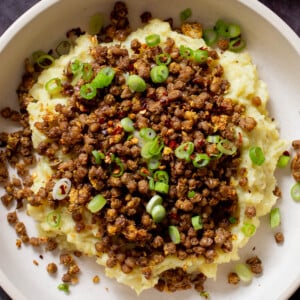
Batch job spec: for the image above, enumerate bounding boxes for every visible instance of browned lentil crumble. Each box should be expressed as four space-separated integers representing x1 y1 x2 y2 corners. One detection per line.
1 1 283 295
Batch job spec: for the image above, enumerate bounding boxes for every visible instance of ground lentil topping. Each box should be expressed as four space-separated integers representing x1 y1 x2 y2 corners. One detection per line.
0 1 290 295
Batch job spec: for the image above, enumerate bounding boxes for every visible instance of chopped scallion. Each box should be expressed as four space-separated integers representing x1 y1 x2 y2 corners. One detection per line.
235 263 253 282
87 194 107 213
187 190 196 198
120 117 134 132
154 181 169 194
153 170 169 184
277 154 290 168
150 65 169 83
175 142 194 162
92 67 115 89
146 195 163 214
92 150 105 164
180 8 192 22
155 53 171 66
56 40 71 56
36 54 54 69
241 223 256 237
270 207 281 228
88 13 104 35
47 211 61 228
45 78 63 96
127 74 147 92
80 83 97 100
291 182 300 201
203 28 218 46
139 128 156 140
217 139 237 155
145 34 161 47
249 146 265 166
191 215 203 231
57 283 70 293
192 49 208 64
193 153 210 168
229 37 246 52
151 204 166 223
168 225 181 244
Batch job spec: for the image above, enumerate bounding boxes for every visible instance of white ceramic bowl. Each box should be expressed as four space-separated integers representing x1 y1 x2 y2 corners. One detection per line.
0 1 300 300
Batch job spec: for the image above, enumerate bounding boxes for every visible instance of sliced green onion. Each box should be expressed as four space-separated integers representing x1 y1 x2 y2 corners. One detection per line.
229 37 246 52
151 204 166 223
168 225 181 244
175 142 194 162
249 146 265 166
141 142 155 159
92 67 115 89
270 207 281 228
217 139 237 155
57 283 70 293
56 40 71 56
149 136 164 156
192 49 208 64
141 136 164 158
187 190 196 198
70 59 83 75
235 263 253 282
140 128 156 141
214 19 230 38
47 211 61 228
154 170 169 184
191 215 203 231
146 195 163 214
127 74 147 92
82 63 93 82
110 157 125 177
36 54 54 69
180 8 192 22
52 178 72 200
193 153 210 168
80 83 97 100
203 29 218 46
45 78 63 96
120 117 134 132
154 181 169 194
145 34 161 47
207 135 220 143
88 13 104 35
155 53 171 66
32 50 46 63
241 223 256 237
92 150 105 164
277 154 290 168
179 45 194 58
150 65 169 83
148 177 155 190
228 24 241 38
229 216 237 224
147 157 160 170
87 194 107 213
291 182 300 201
200 291 210 299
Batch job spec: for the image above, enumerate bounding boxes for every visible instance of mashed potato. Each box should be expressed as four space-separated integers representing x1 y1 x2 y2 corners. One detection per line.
27 19 286 294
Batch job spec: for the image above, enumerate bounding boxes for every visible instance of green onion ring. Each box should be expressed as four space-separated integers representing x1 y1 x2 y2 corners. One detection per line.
145 34 161 47
168 226 181 244
87 194 107 213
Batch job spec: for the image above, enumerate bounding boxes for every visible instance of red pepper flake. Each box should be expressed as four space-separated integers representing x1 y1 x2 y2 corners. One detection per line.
168 140 177 149
98 117 105 124
283 150 290 156
112 125 123 135
238 132 243 145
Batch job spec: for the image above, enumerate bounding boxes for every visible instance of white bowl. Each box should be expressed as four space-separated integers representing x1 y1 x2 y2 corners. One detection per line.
0 1 300 300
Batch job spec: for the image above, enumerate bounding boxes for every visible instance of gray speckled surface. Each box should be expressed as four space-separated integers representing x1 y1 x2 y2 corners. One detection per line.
0 1 299 300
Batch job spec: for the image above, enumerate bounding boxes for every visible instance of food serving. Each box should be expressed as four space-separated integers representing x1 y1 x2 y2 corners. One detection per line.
0 1 289 296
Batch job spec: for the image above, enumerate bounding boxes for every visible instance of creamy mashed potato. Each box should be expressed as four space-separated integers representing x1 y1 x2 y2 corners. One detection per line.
27 19 287 294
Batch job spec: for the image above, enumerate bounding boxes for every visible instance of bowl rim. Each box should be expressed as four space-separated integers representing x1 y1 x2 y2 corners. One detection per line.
0 0 299 299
